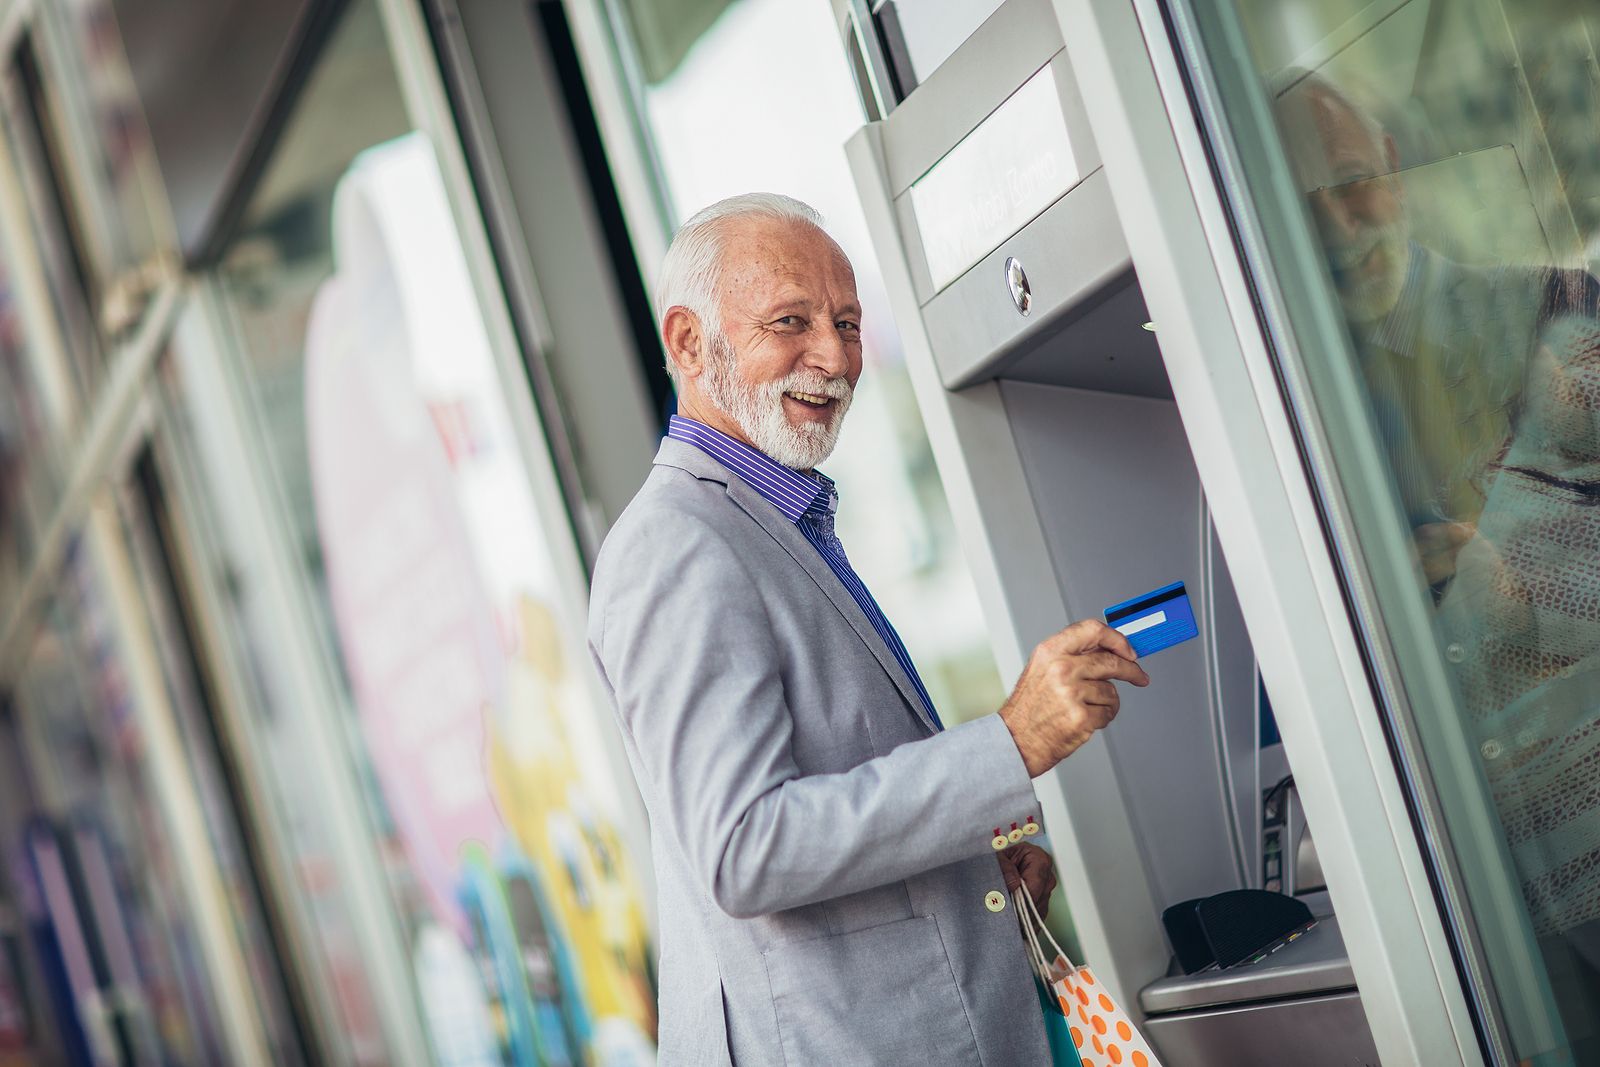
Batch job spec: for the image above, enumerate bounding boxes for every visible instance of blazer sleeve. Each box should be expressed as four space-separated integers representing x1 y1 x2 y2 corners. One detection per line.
592 506 1040 919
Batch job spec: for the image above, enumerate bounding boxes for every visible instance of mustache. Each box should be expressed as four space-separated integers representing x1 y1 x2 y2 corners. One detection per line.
1326 226 1383 270
765 373 854 400
1325 219 1405 272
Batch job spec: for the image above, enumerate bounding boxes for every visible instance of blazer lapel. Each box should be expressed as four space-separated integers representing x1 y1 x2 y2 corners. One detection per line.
653 437 938 734
723 476 938 735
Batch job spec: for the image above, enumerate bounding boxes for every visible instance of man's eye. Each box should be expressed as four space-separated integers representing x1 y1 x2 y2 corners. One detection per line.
837 321 860 334
774 316 802 327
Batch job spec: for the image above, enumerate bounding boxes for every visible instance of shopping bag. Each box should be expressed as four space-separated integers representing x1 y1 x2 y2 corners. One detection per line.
1016 887 1165 1067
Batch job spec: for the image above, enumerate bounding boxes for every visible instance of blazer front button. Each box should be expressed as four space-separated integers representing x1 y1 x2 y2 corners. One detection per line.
984 891 1006 913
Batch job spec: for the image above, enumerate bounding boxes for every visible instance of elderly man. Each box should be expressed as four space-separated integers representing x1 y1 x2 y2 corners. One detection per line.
587 192 1149 1064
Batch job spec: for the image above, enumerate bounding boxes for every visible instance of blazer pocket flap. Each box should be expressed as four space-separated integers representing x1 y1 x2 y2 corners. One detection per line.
763 916 981 1064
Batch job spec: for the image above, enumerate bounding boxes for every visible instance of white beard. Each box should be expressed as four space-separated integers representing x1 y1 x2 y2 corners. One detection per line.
702 333 853 470
1327 218 1409 324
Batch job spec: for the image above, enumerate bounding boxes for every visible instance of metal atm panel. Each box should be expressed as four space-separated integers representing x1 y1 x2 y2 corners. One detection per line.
1141 992 1379 1067
838 0 1382 1061
1002 381 1245 906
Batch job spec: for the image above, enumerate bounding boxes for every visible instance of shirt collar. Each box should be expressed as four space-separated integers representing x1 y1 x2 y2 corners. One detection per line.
666 415 831 524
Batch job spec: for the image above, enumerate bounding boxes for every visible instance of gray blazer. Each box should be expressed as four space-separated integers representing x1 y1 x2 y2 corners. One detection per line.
588 438 1050 1065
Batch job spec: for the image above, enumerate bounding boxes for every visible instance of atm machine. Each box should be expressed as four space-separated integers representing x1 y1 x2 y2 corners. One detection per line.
833 1 1386 1062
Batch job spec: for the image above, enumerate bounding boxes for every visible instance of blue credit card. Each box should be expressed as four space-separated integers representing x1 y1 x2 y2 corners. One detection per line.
1104 581 1199 657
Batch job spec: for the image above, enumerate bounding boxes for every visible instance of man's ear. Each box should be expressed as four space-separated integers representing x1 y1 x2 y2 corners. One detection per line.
663 306 706 381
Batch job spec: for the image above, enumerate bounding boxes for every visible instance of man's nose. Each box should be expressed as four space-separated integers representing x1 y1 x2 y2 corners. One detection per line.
806 326 852 377
1313 190 1364 244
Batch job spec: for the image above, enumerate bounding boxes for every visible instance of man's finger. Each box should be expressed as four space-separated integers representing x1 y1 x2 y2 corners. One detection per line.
1007 844 1057 918
996 851 1021 893
1053 618 1138 661
1078 651 1151 687
1076 679 1119 711
1095 625 1141 664
1029 846 1057 887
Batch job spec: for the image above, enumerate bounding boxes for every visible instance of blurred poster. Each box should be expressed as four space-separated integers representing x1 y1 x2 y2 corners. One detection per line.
304 172 505 927
305 134 656 1064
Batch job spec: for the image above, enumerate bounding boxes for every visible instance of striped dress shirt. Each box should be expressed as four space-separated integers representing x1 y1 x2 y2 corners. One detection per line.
666 414 944 730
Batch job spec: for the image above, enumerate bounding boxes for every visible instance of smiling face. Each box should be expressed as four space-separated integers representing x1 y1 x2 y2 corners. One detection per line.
666 215 864 469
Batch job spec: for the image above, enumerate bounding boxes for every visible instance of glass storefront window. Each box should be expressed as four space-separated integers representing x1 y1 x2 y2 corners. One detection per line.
1176 0 1600 1060
52 0 169 285
114 459 305 1062
157 344 393 1065
0 37 104 395
12 543 230 1065
0 258 67 582
3 1 172 347
183 2 660 1062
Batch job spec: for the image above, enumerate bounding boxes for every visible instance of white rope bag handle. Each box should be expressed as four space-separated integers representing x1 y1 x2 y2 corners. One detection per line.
1014 884 1079 979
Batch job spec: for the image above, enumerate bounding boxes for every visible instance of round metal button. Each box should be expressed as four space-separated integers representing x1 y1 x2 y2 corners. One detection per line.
1481 739 1503 760
985 891 1007 913
1004 257 1031 316
1445 642 1466 663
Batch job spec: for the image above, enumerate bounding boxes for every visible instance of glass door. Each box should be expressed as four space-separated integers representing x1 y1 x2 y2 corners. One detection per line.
114 448 310 1063
158 1 664 1061
1161 0 1600 1061
11 544 237 1065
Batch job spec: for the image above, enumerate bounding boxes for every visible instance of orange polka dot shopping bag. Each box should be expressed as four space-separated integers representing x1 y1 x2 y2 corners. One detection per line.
1016 887 1164 1067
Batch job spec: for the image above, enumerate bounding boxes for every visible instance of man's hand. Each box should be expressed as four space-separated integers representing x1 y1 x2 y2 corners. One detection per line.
997 842 1058 918
1000 619 1150 778
1414 521 1476 587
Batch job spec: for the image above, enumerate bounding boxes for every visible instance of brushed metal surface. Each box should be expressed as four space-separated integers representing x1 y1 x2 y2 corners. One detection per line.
922 168 1141 388
1142 991 1380 1067
886 48 1103 304
879 0 1064 195
1141 916 1356 1015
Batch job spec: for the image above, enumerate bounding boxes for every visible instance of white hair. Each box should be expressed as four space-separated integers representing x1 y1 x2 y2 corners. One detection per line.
1274 69 1391 192
655 193 827 387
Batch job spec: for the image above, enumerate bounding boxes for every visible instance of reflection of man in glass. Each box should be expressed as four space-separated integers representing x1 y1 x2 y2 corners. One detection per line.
1278 73 1552 586
1283 72 1600 1048
1291 83 1409 325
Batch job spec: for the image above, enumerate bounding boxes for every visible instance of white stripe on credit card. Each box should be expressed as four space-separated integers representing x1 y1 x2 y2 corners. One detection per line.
1116 611 1167 637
